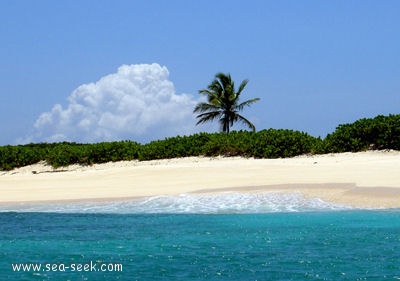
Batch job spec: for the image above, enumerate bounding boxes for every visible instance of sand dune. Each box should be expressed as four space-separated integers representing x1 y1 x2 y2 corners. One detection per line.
1 151 399 208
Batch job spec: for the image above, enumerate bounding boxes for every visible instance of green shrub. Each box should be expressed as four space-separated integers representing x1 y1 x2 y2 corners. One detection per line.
323 114 400 152
0 143 47 171
251 129 317 158
45 143 85 168
202 131 253 157
0 114 398 170
138 133 210 161
86 141 140 164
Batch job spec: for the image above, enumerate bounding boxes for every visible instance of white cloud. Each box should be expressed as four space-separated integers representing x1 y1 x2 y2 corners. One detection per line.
24 63 206 143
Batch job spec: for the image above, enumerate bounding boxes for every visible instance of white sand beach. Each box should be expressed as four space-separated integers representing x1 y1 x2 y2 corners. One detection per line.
1 151 400 208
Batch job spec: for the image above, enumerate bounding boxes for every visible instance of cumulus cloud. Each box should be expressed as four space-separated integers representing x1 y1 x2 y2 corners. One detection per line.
24 63 205 143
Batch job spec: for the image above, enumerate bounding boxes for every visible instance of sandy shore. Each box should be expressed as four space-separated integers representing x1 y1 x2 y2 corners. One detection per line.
1 151 400 208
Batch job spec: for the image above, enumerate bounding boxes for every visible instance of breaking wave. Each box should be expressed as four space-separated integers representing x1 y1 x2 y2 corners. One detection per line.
0 193 357 214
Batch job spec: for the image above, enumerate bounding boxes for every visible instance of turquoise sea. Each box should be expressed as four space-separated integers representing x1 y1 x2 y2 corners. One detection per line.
1 193 400 280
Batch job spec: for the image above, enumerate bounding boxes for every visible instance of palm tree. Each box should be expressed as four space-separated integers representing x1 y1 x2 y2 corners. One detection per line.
194 72 260 133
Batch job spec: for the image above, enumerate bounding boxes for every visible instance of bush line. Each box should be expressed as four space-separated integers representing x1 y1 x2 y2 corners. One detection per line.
1 114 399 170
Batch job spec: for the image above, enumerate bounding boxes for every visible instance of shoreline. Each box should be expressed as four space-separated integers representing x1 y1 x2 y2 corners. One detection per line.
1 151 400 208
2 183 400 209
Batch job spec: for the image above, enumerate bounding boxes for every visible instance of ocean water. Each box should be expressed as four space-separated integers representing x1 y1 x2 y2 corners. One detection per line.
1 193 400 280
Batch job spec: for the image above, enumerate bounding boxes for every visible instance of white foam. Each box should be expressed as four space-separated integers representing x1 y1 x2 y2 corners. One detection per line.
0 193 356 214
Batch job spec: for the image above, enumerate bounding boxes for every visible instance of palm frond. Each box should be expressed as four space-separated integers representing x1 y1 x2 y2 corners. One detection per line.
235 98 260 111
237 79 249 96
193 102 220 113
195 111 222 125
215 72 232 88
198 89 213 96
236 114 256 132
208 77 224 95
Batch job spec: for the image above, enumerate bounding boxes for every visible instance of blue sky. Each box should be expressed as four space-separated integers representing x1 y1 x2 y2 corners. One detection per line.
1 0 399 145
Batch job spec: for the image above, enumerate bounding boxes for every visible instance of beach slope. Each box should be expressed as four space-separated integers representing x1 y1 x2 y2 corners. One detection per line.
1 151 399 208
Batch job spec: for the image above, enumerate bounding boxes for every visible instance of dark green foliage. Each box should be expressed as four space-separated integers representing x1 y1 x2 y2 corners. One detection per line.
45 143 86 168
138 130 318 160
86 141 140 164
0 114 398 170
203 131 255 157
0 141 141 170
251 129 318 158
138 133 211 161
0 143 48 171
44 141 141 168
323 114 400 152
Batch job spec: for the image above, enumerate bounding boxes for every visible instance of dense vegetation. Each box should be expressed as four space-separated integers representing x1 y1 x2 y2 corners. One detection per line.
322 114 400 152
1 114 399 171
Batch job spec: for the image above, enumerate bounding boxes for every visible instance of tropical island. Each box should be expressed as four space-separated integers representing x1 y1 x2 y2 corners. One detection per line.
0 113 399 171
0 73 399 208
0 112 399 208
1 72 399 170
